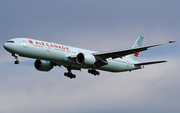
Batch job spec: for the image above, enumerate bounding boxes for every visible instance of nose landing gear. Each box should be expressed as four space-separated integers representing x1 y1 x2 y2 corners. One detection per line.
12 53 20 64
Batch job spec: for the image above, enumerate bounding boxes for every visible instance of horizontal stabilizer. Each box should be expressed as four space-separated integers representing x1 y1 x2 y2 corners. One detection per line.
134 60 167 66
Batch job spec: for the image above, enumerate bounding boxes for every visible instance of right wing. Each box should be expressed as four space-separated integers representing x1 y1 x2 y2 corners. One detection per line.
134 60 167 66
93 41 177 59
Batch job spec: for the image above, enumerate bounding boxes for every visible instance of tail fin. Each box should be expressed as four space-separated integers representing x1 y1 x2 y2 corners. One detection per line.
125 36 144 62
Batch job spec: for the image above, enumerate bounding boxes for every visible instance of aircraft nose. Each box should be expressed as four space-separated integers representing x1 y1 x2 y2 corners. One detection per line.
3 43 12 52
3 43 7 49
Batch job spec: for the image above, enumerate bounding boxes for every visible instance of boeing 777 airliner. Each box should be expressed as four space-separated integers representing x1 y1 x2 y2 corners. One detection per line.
3 36 176 79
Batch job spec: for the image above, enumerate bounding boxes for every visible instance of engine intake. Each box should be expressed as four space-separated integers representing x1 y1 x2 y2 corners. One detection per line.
34 59 53 72
76 53 96 66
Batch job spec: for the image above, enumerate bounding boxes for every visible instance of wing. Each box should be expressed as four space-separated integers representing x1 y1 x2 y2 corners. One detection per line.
134 60 167 66
93 41 176 59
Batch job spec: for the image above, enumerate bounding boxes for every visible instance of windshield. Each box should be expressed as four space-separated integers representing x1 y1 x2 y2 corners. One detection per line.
7 41 14 43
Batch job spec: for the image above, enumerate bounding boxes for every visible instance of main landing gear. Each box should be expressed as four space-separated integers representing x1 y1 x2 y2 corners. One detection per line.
12 53 20 64
64 68 76 79
88 69 100 76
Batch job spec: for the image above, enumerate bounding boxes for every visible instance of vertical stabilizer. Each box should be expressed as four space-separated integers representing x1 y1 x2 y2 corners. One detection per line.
125 36 144 62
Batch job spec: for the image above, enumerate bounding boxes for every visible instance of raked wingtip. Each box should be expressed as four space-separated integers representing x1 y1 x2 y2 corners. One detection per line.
169 41 177 43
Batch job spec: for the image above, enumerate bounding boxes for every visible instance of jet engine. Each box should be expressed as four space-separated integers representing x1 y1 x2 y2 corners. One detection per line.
34 59 53 71
76 53 96 65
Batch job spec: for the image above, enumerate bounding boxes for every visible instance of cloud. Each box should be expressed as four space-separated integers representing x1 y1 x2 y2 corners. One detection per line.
0 0 180 113
0 57 180 113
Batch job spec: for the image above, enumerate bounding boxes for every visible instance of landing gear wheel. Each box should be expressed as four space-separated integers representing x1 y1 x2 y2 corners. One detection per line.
14 60 19 64
72 74 76 78
64 72 68 76
64 68 76 79
68 74 76 79
97 71 100 75
88 69 100 76
12 54 20 65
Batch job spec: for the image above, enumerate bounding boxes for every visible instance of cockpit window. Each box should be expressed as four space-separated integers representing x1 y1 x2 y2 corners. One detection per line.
7 41 14 43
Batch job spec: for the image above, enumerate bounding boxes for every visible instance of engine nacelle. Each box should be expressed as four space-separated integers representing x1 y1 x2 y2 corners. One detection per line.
34 59 53 72
76 53 96 66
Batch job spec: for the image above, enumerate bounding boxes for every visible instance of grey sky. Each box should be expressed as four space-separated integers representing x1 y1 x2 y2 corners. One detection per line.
0 0 180 113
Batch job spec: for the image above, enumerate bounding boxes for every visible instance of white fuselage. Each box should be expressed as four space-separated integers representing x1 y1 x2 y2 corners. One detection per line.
3 38 143 72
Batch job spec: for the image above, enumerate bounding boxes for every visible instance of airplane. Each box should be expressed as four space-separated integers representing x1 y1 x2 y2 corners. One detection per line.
3 36 176 79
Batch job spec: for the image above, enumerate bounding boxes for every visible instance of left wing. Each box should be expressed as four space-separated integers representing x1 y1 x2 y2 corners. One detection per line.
93 41 176 59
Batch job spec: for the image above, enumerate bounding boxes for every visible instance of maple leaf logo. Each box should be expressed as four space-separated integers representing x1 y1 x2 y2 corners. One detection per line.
134 52 139 57
28 40 33 44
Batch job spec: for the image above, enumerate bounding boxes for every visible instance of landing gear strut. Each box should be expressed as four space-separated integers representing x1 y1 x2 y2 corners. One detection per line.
64 68 76 79
88 69 100 76
12 53 20 64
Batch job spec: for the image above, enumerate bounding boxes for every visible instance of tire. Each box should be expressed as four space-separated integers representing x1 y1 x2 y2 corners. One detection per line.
97 71 100 75
73 75 76 78
14 61 19 64
64 72 67 76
